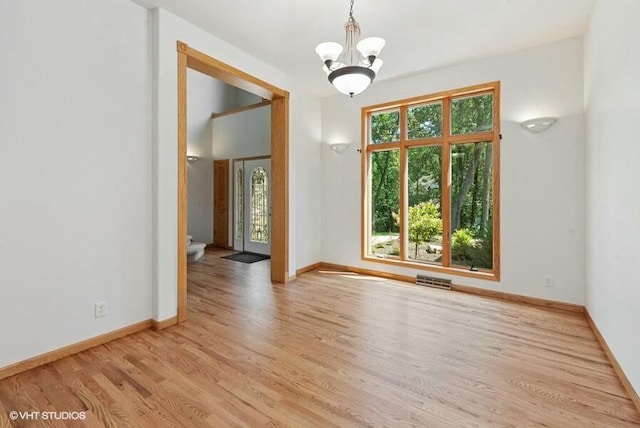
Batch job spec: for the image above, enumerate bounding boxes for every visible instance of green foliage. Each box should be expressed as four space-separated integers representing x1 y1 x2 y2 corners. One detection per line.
371 111 400 143
408 202 442 243
396 202 443 258
371 151 400 233
451 94 493 135
452 228 475 260
408 146 441 207
469 224 493 269
407 102 442 139
388 246 400 256
451 142 493 233
369 111 402 233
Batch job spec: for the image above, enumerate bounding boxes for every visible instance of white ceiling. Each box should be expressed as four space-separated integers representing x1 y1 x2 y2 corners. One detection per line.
134 0 594 97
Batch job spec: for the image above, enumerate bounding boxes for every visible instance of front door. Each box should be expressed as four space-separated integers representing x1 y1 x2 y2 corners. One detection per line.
234 158 271 255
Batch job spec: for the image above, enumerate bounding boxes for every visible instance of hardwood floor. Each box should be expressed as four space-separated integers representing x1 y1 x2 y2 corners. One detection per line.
1 248 639 427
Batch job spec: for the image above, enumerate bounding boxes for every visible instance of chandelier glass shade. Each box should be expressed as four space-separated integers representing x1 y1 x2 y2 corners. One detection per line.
315 0 384 97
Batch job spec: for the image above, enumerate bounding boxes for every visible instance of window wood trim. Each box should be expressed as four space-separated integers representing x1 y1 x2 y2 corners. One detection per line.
361 81 501 281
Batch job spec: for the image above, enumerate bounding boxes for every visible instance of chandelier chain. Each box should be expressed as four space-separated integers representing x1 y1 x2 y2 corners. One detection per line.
349 0 355 19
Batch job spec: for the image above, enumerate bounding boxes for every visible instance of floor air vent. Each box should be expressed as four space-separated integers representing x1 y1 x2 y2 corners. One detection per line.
416 275 452 290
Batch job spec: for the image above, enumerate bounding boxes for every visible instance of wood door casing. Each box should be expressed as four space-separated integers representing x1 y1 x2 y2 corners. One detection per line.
213 160 229 248
177 42 290 324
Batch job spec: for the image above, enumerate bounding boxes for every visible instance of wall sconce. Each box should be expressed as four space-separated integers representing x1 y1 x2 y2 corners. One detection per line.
186 155 199 163
520 117 557 133
329 142 351 153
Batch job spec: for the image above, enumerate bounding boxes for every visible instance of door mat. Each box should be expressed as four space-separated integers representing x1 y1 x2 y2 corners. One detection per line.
221 252 271 264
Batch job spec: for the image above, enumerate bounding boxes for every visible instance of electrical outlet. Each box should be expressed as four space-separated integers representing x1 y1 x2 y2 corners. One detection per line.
95 301 108 318
544 275 553 288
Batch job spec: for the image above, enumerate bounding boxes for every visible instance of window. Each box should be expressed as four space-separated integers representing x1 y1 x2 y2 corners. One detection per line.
363 82 500 280
250 167 269 243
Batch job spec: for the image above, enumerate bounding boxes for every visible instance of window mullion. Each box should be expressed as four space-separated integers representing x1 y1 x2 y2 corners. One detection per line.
441 97 452 267
366 142 400 152
399 105 408 261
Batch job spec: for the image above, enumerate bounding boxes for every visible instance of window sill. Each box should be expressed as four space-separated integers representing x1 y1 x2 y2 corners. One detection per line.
362 255 500 282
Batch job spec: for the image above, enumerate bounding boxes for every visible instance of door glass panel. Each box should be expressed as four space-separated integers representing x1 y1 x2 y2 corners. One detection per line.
235 167 243 240
250 167 269 243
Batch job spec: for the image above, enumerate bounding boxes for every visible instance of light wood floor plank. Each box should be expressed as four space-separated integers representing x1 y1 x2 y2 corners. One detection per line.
0 248 638 427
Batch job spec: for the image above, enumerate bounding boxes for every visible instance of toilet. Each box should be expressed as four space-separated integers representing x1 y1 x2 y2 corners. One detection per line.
187 235 206 263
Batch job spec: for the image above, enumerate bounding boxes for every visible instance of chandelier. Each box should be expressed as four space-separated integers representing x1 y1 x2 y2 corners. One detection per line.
315 0 385 97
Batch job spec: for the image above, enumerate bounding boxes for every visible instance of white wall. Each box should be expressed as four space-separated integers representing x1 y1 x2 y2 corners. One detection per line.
584 0 640 394
152 8 323 321
235 89 263 107
321 37 585 304
0 0 151 367
292 93 323 270
211 107 271 160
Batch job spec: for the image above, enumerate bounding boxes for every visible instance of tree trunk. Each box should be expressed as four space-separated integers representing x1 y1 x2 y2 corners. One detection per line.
480 143 493 230
470 161 480 226
451 145 481 230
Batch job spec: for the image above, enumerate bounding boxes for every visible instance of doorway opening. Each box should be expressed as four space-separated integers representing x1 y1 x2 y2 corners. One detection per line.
177 41 289 323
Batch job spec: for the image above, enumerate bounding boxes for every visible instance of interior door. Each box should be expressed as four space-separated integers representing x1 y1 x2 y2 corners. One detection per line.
213 160 229 248
243 158 271 255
